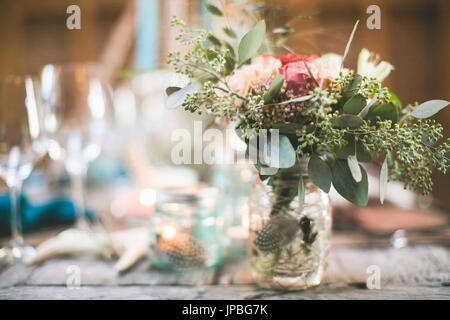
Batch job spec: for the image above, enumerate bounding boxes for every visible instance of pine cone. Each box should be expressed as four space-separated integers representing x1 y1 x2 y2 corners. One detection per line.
153 232 206 268
254 215 300 252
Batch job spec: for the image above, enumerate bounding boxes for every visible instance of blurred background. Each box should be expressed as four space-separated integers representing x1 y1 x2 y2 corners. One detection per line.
0 0 448 247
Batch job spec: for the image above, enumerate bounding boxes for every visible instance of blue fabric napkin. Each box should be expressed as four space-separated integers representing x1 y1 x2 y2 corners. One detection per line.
0 193 93 237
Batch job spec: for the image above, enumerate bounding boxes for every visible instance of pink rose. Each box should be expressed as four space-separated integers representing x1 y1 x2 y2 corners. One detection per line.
280 56 323 92
262 53 319 66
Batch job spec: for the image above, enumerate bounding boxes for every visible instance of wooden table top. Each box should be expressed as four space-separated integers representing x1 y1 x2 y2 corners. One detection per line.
0 242 448 300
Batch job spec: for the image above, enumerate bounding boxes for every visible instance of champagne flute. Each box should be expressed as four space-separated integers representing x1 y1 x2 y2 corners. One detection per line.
40 64 112 230
0 75 47 262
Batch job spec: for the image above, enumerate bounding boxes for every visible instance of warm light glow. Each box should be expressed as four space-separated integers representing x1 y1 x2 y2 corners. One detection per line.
24 77 40 139
163 203 181 213
41 64 55 101
88 79 106 119
139 188 157 206
83 143 101 162
161 225 177 240
47 139 62 160
242 214 249 229
240 169 252 182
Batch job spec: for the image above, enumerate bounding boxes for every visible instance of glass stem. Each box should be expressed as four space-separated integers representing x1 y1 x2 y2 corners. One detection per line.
70 171 90 231
9 181 24 248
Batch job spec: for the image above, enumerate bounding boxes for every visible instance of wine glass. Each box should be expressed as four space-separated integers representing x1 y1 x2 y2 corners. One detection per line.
0 75 47 262
40 63 112 231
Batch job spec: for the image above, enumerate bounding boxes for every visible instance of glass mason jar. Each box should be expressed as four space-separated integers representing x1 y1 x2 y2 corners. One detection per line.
148 185 223 270
213 160 254 257
248 159 332 290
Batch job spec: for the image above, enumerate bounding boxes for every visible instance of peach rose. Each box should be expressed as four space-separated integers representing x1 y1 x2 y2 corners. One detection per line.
221 55 282 102
312 53 350 82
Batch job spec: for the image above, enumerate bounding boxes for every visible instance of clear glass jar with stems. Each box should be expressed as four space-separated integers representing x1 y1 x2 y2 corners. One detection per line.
148 184 224 270
248 158 332 290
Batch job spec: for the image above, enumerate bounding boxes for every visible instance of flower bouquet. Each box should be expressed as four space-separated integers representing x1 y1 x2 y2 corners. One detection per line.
166 6 449 290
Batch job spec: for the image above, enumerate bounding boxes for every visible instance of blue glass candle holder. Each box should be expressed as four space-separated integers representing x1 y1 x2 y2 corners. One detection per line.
148 185 223 270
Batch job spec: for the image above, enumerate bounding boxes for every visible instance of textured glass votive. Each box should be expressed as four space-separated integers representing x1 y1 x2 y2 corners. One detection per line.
148 185 223 270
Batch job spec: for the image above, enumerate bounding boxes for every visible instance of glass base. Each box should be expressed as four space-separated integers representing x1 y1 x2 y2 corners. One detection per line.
0 243 36 265
252 265 326 291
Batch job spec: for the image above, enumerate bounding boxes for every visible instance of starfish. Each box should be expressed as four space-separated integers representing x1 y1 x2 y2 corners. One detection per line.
26 227 149 273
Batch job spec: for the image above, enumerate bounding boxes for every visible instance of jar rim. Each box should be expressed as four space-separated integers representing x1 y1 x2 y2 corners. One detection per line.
156 184 219 205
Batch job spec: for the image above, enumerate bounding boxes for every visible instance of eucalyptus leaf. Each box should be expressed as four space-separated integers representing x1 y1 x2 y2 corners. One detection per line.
331 114 363 128
298 177 305 212
335 136 371 162
379 156 388 204
410 100 449 119
356 144 371 163
266 135 296 168
342 74 362 100
238 20 266 63
205 3 223 16
165 86 181 96
166 83 198 109
359 93 378 118
366 102 398 124
225 41 235 57
207 34 221 47
332 159 368 206
389 91 402 108
308 154 332 193
224 55 236 74
343 94 366 114
271 123 304 135
386 151 393 164
264 73 284 104
347 155 362 182
223 27 237 38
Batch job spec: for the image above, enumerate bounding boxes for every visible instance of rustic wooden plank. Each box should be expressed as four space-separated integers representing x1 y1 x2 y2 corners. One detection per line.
216 246 450 286
24 257 215 286
0 245 448 299
0 283 448 300
0 263 36 288
0 285 207 300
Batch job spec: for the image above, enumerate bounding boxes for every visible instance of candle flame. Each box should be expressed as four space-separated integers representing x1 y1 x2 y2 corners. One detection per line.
139 188 156 206
161 225 177 240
